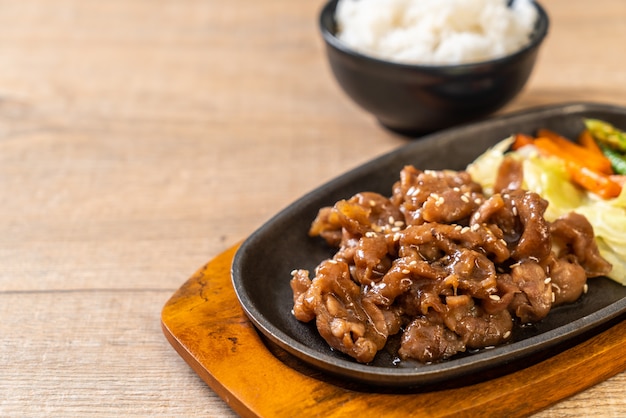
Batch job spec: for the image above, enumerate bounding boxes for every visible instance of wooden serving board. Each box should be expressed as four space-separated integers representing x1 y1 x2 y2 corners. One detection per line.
161 245 626 418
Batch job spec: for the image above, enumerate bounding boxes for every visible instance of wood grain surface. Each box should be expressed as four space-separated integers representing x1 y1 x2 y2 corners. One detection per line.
1 0 625 416
162 245 626 418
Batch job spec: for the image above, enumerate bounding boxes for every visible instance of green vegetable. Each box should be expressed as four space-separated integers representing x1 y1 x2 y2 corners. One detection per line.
467 137 626 285
599 144 626 175
465 136 513 196
575 190 626 285
584 118 626 152
520 154 584 220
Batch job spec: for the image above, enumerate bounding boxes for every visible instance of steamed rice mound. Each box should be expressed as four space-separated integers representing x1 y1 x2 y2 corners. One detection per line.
335 0 539 65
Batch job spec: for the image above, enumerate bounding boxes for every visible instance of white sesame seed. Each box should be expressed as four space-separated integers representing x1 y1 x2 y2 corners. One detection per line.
512 206 518 216
461 195 470 203
583 283 589 294
290 269 298 276
453 187 460 192
503 331 511 339
471 224 479 232
365 231 377 238
510 262 521 268
461 227 470 234
552 292 556 303
388 216 395 224
391 227 401 232
394 220 404 227
393 233 402 242
489 294 501 301
369 200 376 207
455 225 462 231
401 269 411 275
544 277 552 284
474 198 482 205
409 260 418 267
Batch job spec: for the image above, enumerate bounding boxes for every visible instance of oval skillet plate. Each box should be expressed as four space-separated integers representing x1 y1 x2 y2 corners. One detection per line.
231 102 626 387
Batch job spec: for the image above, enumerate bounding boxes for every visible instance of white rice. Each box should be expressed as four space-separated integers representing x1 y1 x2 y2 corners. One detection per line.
335 0 539 65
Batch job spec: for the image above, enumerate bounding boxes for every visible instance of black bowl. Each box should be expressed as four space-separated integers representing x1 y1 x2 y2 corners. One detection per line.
319 0 550 135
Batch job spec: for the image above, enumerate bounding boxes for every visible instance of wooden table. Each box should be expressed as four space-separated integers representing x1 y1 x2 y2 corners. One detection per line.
1 0 624 416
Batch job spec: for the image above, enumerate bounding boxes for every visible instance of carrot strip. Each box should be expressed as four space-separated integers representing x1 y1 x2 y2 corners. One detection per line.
534 137 621 198
534 137 582 164
565 162 622 199
511 133 535 150
536 128 613 174
610 175 626 187
578 129 605 156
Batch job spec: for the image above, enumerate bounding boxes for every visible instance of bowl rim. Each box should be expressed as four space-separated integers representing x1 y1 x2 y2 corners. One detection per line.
319 0 550 71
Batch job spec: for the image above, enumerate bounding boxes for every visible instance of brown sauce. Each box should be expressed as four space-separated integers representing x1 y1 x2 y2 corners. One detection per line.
291 164 611 364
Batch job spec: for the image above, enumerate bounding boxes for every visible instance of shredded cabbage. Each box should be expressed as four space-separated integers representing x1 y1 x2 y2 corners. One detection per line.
467 138 626 285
